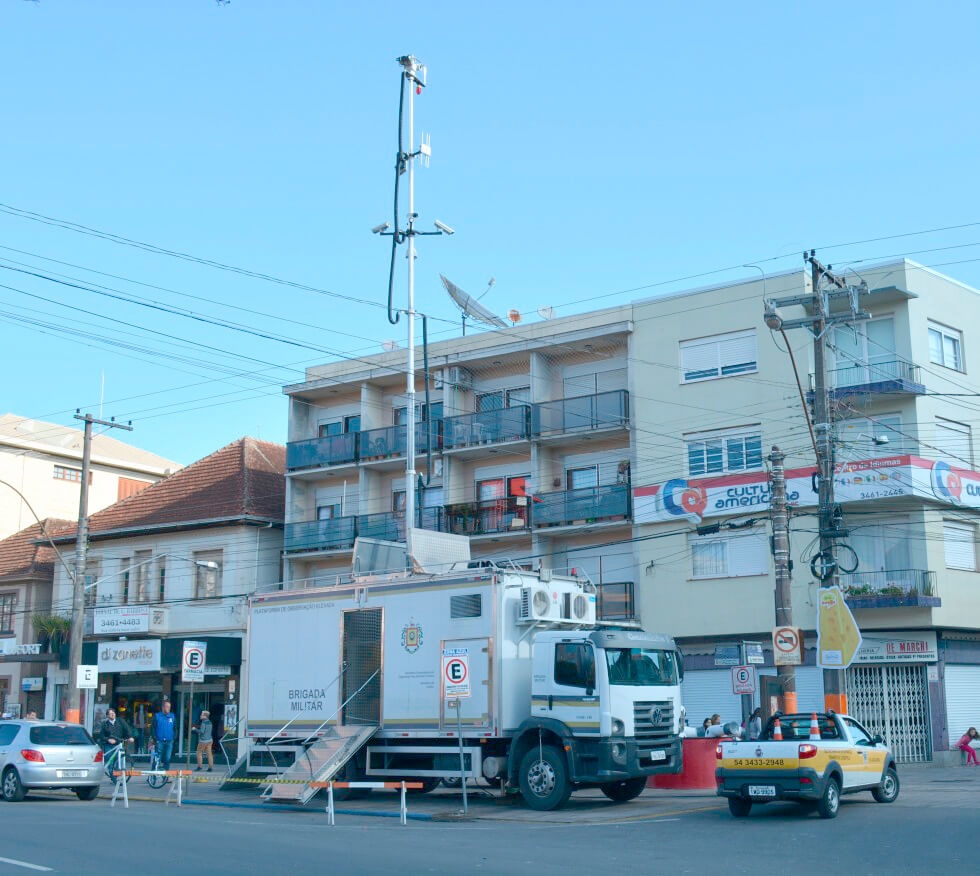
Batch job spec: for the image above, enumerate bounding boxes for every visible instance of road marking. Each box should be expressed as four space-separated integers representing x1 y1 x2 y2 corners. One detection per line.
0 857 53 872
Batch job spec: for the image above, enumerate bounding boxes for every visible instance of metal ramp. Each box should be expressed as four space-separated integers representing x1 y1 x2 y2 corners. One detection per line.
263 725 378 805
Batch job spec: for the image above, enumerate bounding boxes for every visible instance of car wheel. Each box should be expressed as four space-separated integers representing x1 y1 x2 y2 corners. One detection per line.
817 776 840 819
518 744 572 811
872 767 900 804
600 777 647 803
75 786 100 801
728 796 752 817
2 768 26 802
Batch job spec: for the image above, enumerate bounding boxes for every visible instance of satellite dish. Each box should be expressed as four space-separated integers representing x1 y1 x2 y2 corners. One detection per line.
537 306 555 320
440 274 508 332
508 309 522 325
381 339 400 352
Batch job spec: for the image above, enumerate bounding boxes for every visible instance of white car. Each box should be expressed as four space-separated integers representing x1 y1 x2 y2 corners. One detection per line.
0 720 103 801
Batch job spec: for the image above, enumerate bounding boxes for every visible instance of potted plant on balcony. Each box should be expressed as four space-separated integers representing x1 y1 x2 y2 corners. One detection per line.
32 613 71 654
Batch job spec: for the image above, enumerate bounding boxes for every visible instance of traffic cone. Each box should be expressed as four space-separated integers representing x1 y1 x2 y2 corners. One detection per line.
772 718 783 741
810 713 821 741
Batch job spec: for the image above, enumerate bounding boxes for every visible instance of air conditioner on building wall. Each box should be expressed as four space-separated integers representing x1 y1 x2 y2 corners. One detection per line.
519 586 562 622
435 366 473 390
149 607 169 634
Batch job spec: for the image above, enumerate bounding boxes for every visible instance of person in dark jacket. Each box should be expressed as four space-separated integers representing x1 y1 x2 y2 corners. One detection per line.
152 700 176 770
194 710 214 771
100 708 135 754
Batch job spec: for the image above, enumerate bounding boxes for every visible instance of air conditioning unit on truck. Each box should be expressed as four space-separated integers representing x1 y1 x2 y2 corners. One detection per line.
242 532 685 810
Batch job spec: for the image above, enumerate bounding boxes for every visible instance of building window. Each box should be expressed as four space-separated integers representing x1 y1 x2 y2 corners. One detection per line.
680 330 757 383
566 466 599 491
392 490 407 517
686 427 763 476
934 418 972 467
506 387 531 407
0 593 16 634
928 321 964 371
318 420 342 438
943 521 976 571
158 561 166 603
317 503 340 521
690 530 768 579
132 550 151 603
53 465 83 482
476 391 504 412
83 560 101 608
194 551 223 600
120 559 130 604
836 414 905 457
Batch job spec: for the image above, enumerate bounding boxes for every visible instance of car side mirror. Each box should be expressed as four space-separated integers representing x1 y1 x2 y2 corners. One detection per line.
872 734 883 745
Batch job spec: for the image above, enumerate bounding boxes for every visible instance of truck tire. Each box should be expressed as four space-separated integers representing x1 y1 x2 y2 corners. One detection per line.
728 796 752 818
816 776 840 819
600 777 647 803
518 745 572 811
872 767 899 803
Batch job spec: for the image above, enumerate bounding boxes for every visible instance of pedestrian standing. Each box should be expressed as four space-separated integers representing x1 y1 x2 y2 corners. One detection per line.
194 710 214 771
747 708 763 741
152 699 176 770
955 727 979 765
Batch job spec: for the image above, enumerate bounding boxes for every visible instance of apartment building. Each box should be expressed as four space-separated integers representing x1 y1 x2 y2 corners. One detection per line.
0 414 182 540
282 259 980 762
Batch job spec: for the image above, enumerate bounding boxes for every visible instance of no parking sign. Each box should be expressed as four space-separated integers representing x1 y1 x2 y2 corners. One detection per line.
442 648 470 699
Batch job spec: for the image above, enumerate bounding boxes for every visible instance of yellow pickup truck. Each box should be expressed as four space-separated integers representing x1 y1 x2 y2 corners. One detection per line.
715 712 899 819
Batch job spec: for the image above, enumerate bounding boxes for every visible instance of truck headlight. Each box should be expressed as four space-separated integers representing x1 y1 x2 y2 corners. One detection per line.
611 719 625 736
612 742 627 764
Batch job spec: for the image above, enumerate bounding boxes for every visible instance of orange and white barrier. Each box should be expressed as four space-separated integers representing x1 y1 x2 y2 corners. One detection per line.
309 780 424 825
110 769 192 809
772 718 783 741
809 713 821 741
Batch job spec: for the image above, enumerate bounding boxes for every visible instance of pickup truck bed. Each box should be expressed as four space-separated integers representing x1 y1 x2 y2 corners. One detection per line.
715 713 899 819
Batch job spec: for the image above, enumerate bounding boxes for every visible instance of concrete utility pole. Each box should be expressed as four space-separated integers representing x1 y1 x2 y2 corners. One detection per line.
769 446 796 712
65 411 132 725
764 251 869 715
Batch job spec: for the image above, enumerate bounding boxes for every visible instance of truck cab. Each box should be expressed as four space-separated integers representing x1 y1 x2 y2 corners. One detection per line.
509 629 684 809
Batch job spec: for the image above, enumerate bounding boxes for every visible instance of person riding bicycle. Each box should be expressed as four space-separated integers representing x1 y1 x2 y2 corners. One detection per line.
100 708 135 755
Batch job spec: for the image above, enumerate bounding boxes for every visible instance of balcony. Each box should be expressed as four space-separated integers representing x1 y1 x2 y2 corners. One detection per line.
597 581 635 621
357 512 405 542
286 432 358 471
444 497 531 537
532 390 629 440
443 406 531 453
284 517 357 554
357 422 443 467
840 569 940 608
809 359 925 401
532 483 632 529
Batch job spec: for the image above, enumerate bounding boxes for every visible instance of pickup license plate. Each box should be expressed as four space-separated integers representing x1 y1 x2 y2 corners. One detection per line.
748 785 776 798
648 750 667 761
58 770 86 778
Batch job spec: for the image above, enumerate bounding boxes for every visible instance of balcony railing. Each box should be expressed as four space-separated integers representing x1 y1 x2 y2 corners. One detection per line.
444 497 530 536
532 483 632 528
808 359 925 397
284 517 357 553
840 569 940 606
357 512 405 542
443 406 531 450
286 432 358 470
532 390 629 437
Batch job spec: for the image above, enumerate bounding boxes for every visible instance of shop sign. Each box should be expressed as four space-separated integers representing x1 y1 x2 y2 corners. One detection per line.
0 641 43 656
852 631 938 664
204 665 231 677
21 677 43 692
713 645 741 667
94 606 150 635
97 639 162 673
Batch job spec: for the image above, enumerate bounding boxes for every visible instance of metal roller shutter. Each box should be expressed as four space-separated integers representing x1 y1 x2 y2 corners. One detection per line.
944 664 980 743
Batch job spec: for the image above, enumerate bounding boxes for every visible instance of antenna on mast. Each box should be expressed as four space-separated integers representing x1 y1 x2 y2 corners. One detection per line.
371 55 454 570
440 274 507 336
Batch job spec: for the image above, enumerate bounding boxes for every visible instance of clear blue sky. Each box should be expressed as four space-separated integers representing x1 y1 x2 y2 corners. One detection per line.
1 0 978 465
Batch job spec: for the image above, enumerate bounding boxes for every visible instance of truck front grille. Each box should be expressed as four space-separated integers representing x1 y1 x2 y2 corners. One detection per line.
633 700 674 748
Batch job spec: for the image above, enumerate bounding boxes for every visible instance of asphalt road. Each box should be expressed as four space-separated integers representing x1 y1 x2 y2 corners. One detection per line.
0 777 976 876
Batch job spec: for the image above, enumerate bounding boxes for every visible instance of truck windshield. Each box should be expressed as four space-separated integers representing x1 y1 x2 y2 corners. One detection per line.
605 649 679 686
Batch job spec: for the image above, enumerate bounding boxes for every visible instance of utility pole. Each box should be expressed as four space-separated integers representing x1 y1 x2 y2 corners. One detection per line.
764 251 869 715
769 446 796 712
65 411 132 725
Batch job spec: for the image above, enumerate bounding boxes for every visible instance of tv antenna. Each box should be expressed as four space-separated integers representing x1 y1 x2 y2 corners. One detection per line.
381 339 400 352
537 305 555 320
440 274 506 335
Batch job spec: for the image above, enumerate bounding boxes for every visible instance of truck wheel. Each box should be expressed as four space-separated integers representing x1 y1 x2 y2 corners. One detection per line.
519 745 572 811
817 776 840 819
728 796 752 818
600 777 647 803
872 768 899 803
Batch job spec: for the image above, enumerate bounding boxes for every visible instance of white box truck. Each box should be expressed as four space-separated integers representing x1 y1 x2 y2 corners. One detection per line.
243 553 684 810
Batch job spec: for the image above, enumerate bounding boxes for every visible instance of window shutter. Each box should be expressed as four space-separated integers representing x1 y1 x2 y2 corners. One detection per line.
718 331 757 375
727 531 769 576
935 419 972 467
944 522 976 570
680 339 720 381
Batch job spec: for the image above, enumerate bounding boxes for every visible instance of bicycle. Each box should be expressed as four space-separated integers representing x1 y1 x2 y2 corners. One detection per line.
146 746 168 789
102 742 129 783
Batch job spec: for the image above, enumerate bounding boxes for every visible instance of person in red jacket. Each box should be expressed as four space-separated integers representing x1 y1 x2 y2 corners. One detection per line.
956 727 979 765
